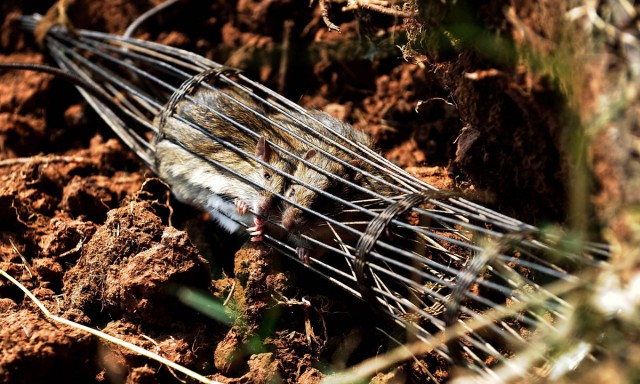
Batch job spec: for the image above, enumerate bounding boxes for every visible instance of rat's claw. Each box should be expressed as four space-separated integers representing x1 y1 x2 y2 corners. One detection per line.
235 198 249 215
248 228 262 235
248 227 263 236
296 247 311 265
247 216 265 242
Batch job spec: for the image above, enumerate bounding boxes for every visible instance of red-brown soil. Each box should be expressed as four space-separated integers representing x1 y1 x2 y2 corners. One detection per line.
0 0 583 383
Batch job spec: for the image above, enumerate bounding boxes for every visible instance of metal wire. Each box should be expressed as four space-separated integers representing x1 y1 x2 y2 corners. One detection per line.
19 14 608 381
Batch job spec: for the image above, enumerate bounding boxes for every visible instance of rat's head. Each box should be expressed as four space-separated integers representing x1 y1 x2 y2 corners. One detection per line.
281 148 361 234
253 137 291 216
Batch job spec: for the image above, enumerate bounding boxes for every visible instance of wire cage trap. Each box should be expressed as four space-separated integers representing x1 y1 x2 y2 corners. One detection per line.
17 14 611 381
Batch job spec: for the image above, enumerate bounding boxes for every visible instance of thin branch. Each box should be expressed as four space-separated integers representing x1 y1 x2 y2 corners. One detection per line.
316 0 341 32
0 155 93 167
342 0 415 18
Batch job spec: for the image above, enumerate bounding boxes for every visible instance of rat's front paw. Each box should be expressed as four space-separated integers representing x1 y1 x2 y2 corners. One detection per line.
247 216 265 242
296 247 311 265
234 198 249 215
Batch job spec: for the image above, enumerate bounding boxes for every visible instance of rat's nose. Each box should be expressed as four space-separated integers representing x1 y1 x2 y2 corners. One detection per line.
256 194 272 215
282 207 302 232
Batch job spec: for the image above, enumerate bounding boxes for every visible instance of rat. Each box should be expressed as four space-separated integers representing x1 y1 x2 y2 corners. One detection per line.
154 84 296 241
0 63 386 253
281 147 366 263
275 110 391 263
0 62 296 242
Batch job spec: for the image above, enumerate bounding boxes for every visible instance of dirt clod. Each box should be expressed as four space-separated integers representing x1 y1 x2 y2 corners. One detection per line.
0 309 95 384
63 201 211 324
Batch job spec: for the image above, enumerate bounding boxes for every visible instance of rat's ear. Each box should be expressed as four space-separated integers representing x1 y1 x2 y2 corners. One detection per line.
256 136 271 161
303 149 317 161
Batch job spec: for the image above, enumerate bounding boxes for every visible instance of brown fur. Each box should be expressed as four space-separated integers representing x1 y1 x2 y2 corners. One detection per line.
275 110 393 262
154 84 295 233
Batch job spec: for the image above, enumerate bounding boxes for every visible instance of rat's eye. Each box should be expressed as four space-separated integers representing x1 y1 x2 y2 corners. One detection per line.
263 172 271 181
288 187 296 198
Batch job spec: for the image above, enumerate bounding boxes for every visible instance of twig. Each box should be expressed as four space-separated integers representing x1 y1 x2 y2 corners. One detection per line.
136 178 175 227
464 68 503 80
414 97 455 113
223 280 236 307
342 0 415 18
0 155 93 167
313 0 341 32
272 294 328 348
57 238 84 259
142 334 188 384
0 268 220 384
9 238 33 279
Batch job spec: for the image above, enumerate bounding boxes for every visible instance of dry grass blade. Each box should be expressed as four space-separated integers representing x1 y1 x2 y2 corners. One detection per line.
9 238 33 279
0 155 92 167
